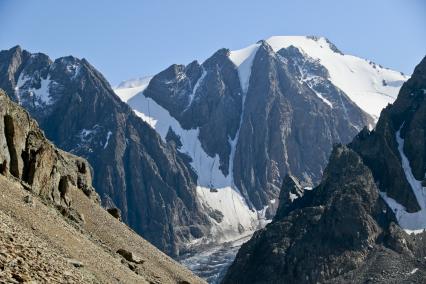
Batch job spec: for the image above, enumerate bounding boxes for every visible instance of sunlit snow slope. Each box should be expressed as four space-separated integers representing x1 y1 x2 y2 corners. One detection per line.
265 36 409 118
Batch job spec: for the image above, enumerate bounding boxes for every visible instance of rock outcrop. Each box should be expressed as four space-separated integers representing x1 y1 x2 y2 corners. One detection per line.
223 56 426 283
0 89 98 211
274 174 304 221
0 89 205 283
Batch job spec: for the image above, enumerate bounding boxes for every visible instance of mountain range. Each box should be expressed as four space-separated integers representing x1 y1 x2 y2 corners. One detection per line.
0 35 412 283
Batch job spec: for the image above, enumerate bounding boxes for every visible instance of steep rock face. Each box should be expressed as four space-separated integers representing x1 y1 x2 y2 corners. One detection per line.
0 89 97 207
144 49 242 175
232 42 373 209
223 56 426 283
274 174 304 221
0 46 211 256
350 56 426 216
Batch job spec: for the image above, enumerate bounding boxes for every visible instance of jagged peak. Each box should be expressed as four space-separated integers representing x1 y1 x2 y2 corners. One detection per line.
8 45 23 54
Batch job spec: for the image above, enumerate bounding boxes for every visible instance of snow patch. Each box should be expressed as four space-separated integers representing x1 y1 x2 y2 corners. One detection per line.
104 131 112 149
379 127 426 234
115 85 270 245
66 63 81 80
15 73 53 106
289 192 299 202
409 268 419 275
196 186 265 243
229 43 260 93
186 68 207 108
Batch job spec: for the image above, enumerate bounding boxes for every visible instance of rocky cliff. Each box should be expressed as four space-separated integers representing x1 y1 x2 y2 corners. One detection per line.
0 89 205 283
223 55 426 283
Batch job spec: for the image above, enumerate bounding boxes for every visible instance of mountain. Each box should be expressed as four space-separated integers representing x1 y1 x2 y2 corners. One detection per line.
115 36 406 245
0 36 408 270
0 89 204 283
0 46 212 257
223 55 426 283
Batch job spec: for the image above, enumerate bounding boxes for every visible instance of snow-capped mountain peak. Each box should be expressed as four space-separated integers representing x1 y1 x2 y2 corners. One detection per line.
265 36 409 118
226 35 408 119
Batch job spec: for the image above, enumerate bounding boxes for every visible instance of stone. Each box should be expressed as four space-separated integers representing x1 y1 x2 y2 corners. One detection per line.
67 259 84 268
107 207 122 221
117 249 144 264
23 195 33 205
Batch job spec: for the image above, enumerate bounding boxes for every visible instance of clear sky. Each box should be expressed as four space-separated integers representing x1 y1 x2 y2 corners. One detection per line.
1 0 425 85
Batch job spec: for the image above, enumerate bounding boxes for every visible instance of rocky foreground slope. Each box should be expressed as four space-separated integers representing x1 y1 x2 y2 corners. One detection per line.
223 56 426 284
0 89 205 283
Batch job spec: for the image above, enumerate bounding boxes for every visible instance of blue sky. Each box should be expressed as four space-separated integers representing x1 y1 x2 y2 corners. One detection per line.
1 0 425 85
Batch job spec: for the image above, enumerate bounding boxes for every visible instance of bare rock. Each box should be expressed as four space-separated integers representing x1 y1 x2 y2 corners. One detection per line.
67 258 84 268
107 207 122 221
117 248 144 264
23 195 33 205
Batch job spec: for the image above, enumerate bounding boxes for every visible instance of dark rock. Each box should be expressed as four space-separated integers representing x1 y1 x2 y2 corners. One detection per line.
233 42 372 210
274 174 304 220
223 55 426 284
207 208 224 223
107 207 122 221
137 40 373 216
223 146 396 283
67 258 84 268
165 127 183 149
117 248 144 264
23 195 33 205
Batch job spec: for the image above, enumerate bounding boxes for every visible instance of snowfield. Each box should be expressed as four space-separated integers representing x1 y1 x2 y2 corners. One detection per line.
265 36 409 119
